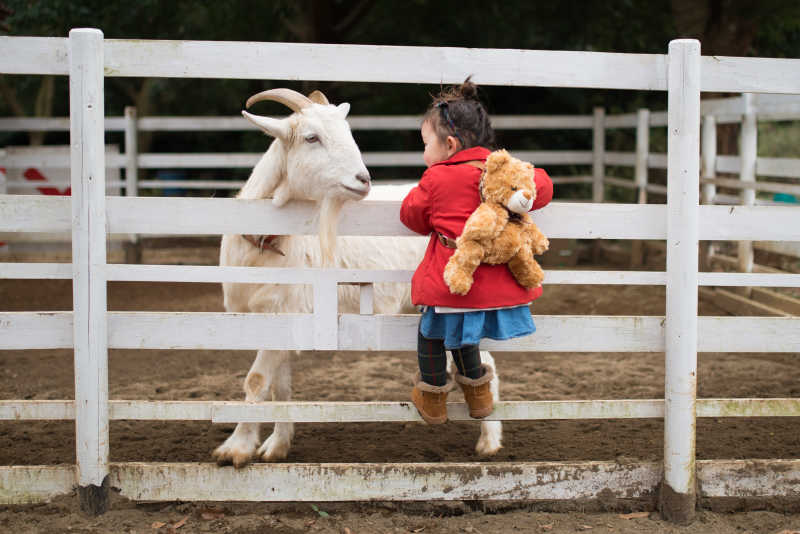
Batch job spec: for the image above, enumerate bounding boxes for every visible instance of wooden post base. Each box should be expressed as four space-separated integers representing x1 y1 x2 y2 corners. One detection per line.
79 475 109 515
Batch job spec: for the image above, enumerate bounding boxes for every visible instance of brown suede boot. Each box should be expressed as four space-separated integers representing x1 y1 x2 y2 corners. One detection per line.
411 372 454 424
455 364 495 419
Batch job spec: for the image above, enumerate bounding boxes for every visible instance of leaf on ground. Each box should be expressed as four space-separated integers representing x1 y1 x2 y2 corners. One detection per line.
151 522 166 529
171 515 189 530
540 525 553 531
578 526 593 531
410 528 425 533
618 512 650 520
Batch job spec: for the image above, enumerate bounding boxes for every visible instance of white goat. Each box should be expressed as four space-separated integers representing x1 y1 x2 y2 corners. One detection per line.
213 88 503 467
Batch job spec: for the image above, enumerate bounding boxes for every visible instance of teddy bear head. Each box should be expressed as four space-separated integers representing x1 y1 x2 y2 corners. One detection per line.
479 149 536 215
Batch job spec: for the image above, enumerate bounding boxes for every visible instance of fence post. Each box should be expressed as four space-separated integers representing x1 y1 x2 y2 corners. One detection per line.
631 108 650 267
738 93 756 295
123 106 141 263
700 115 717 270
592 107 606 203
69 28 110 515
0 168 7 258
661 39 700 524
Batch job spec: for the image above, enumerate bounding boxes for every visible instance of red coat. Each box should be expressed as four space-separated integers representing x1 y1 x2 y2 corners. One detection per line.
400 146 554 308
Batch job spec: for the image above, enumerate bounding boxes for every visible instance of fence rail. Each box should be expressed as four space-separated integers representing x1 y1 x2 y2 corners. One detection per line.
1 31 800 520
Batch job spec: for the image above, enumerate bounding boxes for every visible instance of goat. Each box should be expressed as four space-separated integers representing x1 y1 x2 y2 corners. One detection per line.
212 88 503 467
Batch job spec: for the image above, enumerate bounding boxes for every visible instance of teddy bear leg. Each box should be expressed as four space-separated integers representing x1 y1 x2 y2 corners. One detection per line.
444 242 484 296
508 247 545 289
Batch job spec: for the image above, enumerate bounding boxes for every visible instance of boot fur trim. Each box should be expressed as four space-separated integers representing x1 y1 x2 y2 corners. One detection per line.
413 372 454 393
454 364 495 387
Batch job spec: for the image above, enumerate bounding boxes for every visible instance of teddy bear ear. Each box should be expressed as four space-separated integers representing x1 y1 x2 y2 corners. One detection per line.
487 149 510 173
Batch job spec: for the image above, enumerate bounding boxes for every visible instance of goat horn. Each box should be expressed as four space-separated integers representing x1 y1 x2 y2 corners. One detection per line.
245 88 314 112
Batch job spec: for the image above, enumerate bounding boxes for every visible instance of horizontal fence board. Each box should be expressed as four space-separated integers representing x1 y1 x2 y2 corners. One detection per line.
0 400 74 420
109 461 662 502
698 272 800 288
701 177 800 196
211 399 665 423
714 156 800 180
0 312 73 349
0 37 69 75
697 399 800 418
698 460 800 498
0 262 72 280
108 312 316 350
0 117 125 131
2 460 797 504
605 152 636 166
700 205 800 241
0 115 597 133
105 199 669 239
104 265 415 284
3 199 792 244
697 317 800 353
4 398 800 423
0 465 75 505
0 196 71 232
110 401 214 421
3 312 797 352
339 314 666 352
103 39 668 90
701 56 800 94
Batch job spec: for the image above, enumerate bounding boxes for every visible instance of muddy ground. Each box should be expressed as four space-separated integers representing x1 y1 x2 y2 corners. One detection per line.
1 244 799 533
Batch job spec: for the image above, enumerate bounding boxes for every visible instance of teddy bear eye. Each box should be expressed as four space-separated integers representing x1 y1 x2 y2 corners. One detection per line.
511 186 518 191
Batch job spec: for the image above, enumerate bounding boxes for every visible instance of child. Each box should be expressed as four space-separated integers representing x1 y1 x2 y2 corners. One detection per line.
400 78 553 424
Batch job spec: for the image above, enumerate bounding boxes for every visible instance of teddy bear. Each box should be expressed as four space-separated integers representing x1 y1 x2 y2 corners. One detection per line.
443 149 549 296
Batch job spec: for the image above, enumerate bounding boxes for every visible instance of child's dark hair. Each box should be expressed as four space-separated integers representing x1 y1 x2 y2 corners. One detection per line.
423 76 496 150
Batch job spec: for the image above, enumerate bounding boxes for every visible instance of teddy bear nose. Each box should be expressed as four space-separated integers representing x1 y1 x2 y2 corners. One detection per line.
522 191 532 200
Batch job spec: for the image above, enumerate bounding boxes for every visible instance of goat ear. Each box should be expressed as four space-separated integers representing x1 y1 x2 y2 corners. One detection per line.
308 90 330 105
336 102 350 118
242 111 291 141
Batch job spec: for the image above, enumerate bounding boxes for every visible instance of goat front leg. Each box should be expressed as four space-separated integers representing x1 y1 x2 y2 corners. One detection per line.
213 349 289 467
257 352 294 462
446 350 503 456
475 350 503 456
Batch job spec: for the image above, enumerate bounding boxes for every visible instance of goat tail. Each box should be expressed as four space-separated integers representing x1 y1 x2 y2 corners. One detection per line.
317 197 343 267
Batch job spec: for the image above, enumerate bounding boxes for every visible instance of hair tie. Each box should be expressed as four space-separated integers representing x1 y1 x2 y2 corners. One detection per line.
436 101 465 147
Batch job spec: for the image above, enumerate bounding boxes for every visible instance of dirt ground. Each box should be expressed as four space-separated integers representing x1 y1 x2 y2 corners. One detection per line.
1 244 799 533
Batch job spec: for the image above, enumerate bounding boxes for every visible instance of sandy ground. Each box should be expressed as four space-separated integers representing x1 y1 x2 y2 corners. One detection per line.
1 245 799 533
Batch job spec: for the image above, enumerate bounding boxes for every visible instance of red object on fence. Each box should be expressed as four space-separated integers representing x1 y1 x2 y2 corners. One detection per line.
24 168 71 196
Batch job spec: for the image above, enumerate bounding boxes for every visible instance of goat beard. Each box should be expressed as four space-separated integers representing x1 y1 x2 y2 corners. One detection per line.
317 196 344 267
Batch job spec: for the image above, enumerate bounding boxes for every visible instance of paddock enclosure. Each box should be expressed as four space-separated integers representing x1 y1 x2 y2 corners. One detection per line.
1 31 799 521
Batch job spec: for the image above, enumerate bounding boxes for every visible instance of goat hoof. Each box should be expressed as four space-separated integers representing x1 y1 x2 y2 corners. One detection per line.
475 422 503 457
258 434 291 462
213 440 257 468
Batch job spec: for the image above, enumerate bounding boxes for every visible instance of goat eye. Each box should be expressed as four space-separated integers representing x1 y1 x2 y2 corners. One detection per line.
305 134 320 143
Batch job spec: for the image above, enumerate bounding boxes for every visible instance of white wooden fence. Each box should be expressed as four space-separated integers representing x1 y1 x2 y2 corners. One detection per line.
1 31 800 522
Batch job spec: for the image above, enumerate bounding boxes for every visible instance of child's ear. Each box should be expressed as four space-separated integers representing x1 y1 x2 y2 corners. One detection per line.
446 135 461 156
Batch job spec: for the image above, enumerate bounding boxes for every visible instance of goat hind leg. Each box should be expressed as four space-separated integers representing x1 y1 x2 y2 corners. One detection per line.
213 349 283 467
257 353 294 462
475 350 503 456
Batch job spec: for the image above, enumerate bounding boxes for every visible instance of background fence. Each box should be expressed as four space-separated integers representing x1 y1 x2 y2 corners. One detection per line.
0 31 799 522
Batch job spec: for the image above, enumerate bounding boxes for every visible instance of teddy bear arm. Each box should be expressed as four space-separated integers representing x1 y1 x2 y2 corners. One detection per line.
458 204 503 242
526 222 550 255
507 245 545 289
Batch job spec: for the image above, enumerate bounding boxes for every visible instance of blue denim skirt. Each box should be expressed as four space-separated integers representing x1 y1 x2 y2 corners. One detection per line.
419 304 535 349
